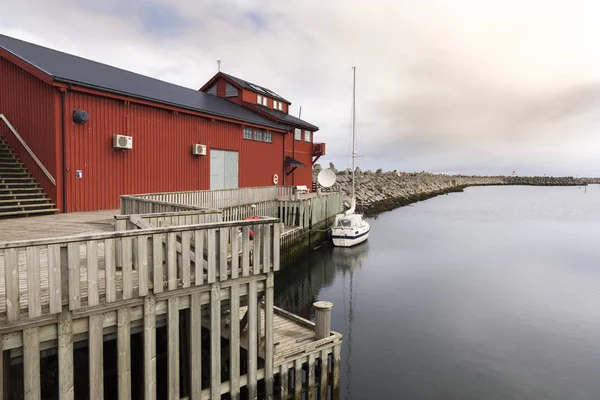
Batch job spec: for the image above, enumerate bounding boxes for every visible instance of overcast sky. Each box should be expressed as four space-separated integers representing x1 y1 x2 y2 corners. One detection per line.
2 0 599 176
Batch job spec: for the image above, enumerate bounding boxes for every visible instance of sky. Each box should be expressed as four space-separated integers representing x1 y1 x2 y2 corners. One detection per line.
2 0 599 176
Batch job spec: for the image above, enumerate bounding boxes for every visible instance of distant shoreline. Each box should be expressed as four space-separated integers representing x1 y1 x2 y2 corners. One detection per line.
313 165 599 217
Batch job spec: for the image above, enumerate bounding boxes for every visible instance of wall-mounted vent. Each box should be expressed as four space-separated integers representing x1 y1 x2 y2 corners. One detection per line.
113 134 132 150
192 144 207 156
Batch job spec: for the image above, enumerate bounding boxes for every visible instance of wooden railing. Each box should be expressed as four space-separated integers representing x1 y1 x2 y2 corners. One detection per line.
0 218 281 323
114 209 223 230
279 192 344 228
120 195 204 215
128 186 294 210
219 192 344 228
221 200 280 222
0 114 56 186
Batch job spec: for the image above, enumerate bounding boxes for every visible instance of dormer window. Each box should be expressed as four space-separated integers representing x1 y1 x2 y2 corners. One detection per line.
295 128 302 141
305 131 312 142
278 102 283 111
257 94 263 104
273 100 279 109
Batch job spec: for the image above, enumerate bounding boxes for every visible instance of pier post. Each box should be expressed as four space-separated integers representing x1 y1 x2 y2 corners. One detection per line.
313 301 334 340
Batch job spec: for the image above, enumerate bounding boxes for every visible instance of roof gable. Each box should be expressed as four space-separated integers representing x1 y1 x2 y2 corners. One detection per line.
0 34 287 131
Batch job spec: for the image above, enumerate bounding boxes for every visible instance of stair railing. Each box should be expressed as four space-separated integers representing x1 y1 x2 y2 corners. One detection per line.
0 114 56 186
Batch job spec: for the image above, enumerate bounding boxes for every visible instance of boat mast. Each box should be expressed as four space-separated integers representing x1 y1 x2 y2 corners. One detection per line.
351 66 356 202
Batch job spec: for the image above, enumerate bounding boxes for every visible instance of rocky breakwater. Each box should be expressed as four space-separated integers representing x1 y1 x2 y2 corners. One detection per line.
313 163 599 216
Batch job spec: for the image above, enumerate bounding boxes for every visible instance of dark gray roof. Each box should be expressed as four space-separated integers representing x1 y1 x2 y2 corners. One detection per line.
0 34 287 131
284 156 306 168
223 73 291 104
249 104 319 131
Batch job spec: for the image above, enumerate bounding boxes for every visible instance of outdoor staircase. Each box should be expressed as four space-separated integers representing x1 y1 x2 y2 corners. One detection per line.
0 136 59 218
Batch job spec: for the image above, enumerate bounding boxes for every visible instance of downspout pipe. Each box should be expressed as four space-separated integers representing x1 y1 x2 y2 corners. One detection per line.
61 90 67 212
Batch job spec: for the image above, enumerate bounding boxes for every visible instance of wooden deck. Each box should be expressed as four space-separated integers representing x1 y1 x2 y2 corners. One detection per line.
0 210 117 242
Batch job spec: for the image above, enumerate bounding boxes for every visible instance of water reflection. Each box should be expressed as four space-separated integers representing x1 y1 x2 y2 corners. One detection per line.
275 242 369 399
275 186 600 399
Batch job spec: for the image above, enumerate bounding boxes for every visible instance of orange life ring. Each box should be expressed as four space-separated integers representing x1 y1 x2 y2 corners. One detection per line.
273 174 279 185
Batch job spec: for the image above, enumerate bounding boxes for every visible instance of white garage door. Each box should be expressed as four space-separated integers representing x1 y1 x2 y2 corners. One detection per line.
210 150 239 190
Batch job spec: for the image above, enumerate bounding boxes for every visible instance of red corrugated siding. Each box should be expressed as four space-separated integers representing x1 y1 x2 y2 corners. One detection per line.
64 91 285 211
285 137 313 190
0 57 59 205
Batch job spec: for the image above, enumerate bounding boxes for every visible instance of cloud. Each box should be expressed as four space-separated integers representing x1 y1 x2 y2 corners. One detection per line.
2 0 600 176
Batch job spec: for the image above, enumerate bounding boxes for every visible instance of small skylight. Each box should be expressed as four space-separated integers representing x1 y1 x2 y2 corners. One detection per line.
249 84 265 93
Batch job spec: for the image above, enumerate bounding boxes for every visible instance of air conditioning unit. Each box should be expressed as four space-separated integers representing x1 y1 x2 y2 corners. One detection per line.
113 134 132 150
192 144 207 156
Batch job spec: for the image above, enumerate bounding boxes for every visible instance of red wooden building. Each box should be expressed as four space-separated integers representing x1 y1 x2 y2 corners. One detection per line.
0 34 324 213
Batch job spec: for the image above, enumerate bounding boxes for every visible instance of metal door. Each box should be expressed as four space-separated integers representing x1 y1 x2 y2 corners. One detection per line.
210 150 239 190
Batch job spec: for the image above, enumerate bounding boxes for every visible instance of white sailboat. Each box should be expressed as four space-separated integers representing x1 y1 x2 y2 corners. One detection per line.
331 66 371 247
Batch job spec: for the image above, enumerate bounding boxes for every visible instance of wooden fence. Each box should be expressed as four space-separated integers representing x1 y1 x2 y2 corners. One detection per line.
114 209 223 231
126 186 294 210
0 218 280 322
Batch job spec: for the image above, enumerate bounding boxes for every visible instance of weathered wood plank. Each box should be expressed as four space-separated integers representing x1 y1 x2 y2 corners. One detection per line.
307 354 315 400
190 292 202 400
104 239 116 303
0 333 3 400
168 298 180 400
153 233 164 293
58 312 74 400
273 222 280 272
253 225 261 275
230 284 240 399
263 224 270 274
122 237 133 299
248 280 258 399
144 294 157 400
86 241 99 307
207 229 216 283
210 283 221 400
194 230 204 286
280 364 289 400
219 228 228 281
167 232 177 291
89 314 104 400
320 350 329 400
67 243 81 310
23 327 40 400
4 248 19 321
242 226 250 277
137 236 149 296
47 244 62 314
25 247 41 318
265 273 275 398
118 308 131 400
181 231 191 288
231 227 239 279
294 359 303 399
333 345 341 400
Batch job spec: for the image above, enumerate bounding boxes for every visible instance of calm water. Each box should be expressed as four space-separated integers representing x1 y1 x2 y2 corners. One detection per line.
274 185 600 400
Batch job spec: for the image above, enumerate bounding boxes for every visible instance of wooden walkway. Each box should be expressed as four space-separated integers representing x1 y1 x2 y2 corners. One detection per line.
0 210 117 242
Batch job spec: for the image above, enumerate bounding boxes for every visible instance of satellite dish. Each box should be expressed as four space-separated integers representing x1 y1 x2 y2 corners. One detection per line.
317 168 337 188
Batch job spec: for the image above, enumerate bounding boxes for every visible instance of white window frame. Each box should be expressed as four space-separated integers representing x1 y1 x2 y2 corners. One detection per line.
254 130 263 141
243 127 253 140
264 132 272 143
263 97 267 106
305 131 312 142
278 102 283 111
294 128 302 141
257 94 263 104
273 100 278 109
